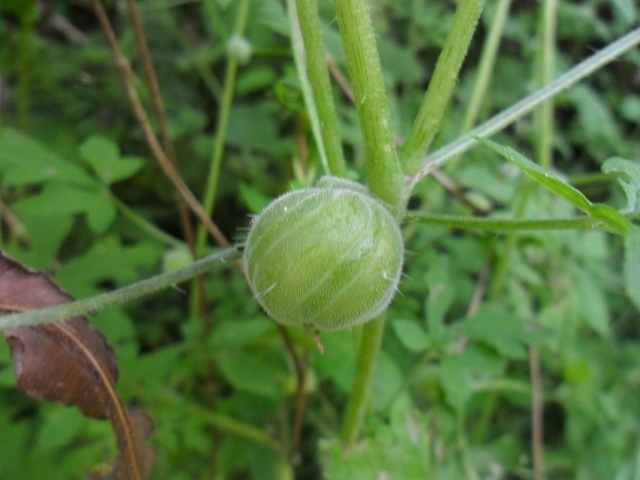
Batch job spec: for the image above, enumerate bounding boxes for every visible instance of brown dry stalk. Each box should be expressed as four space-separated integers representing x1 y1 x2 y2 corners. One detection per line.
124 0 196 246
91 0 229 248
530 346 544 480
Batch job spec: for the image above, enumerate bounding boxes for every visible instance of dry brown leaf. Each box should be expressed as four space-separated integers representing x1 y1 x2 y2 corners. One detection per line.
0 251 155 480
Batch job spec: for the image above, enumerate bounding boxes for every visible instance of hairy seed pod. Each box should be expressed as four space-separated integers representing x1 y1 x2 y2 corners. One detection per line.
243 176 404 332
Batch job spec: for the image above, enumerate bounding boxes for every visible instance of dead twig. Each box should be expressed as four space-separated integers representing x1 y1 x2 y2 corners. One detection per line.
530 346 544 480
91 0 229 248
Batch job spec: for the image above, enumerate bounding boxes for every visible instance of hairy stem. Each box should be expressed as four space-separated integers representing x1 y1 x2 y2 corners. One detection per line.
400 0 485 174
0 248 239 331
333 0 404 216
293 0 346 176
340 313 386 446
459 0 512 136
404 212 619 233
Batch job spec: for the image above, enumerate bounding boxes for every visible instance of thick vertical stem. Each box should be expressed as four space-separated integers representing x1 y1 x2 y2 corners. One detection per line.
399 0 485 175
333 0 405 216
459 0 512 135
294 0 346 176
340 313 386 445
535 0 557 169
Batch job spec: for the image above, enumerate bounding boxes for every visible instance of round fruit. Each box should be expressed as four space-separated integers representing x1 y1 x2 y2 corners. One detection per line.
243 176 404 332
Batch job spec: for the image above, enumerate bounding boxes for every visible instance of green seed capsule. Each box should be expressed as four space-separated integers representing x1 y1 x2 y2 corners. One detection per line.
243 176 404 332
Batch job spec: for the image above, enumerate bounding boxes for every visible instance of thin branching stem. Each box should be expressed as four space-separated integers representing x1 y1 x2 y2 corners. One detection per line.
196 0 251 249
407 26 640 191
0 248 239 331
399 0 485 175
293 0 346 176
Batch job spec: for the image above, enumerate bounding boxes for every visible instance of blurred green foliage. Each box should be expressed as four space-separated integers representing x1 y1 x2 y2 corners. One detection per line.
0 0 639 479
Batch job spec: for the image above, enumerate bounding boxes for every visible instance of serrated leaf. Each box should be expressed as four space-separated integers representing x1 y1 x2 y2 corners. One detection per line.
478 138 629 233
602 157 640 214
0 129 95 187
461 303 538 359
238 183 272 215
210 317 274 348
624 226 640 312
54 237 162 297
258 0 289 36
80 136 145 185
440 355 472 411
3 213 74 269
572 266 610 336
392 319 429 352
216 350 282 398
320 400 429 479
13 183 117 234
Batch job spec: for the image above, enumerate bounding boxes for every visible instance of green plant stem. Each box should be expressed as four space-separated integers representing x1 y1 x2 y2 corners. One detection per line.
340 313 386 446
399 0 485 175
114 197 185 248
488 181 534 299
196 0 251 250
405 212 616 232
287 0 330 174
293 0 346 176
333 0 404 216
569 172 618 186
530 6 555 478
157 392 278 450
459 0 512 135
0 248 239 331
534 0 557 169
407 26 640 191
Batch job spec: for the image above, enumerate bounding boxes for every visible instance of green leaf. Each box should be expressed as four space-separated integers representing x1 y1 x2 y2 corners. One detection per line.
257 0 289 36
567 85 623 151
210 317 275 348
392 319 429 352
0 128 94 186
216 350 283 398
54 236 162 297
478 138 593 211
80 136 145 185
36 408 86 450
3 213 74 269
478 138 630 233
602 157 640 214
425 255 456 334
370 352 404 410
13 183 117 233
624 226 640 312
238 183 272 215
572 266 610 336
440 354 472 412
312 330 356 392
321 400 429 479
461 303 537 359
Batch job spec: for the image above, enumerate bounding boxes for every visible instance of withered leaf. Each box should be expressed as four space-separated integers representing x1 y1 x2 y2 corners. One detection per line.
0 251 155 480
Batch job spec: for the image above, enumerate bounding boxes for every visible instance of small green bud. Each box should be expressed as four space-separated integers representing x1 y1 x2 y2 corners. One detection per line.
243 176 404 332
226 35 252 65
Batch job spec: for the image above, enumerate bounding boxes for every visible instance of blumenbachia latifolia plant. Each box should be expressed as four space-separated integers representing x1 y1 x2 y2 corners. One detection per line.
243 176 404 332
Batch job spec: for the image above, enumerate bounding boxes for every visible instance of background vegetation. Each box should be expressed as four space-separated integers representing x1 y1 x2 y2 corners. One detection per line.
0 0 639 478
